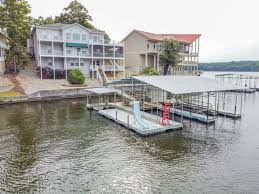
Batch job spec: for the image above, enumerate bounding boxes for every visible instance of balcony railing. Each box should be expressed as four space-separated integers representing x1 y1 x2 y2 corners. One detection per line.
93 52 103 57
41 50 64 56
115 53 123 58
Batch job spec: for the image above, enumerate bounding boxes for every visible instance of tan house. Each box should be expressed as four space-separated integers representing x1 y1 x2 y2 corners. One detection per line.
0 32 7 76
123 30 201 75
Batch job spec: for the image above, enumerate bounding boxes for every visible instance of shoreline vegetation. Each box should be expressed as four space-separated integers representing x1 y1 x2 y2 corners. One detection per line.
199 61 259 72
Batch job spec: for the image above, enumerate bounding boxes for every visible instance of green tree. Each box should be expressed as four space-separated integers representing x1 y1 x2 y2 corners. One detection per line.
0 0 32 72
56 0 94 29
160 40 181 75
32 16 55 26
143 66 159 76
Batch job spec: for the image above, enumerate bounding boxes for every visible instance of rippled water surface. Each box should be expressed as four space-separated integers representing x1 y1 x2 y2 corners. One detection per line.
1 74 259 193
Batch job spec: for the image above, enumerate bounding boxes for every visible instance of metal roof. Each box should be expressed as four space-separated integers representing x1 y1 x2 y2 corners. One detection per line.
131 76 242 95
85 87 118 94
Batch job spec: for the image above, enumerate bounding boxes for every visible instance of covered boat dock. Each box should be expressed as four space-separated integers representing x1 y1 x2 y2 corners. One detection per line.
111 76 243 123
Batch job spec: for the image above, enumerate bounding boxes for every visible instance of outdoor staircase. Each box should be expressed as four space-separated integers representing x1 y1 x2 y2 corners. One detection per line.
97 67 109 85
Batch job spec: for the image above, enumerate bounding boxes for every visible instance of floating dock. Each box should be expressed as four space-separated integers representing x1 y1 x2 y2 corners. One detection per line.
217 110 242 118
98 108 183 136
171 108 215 124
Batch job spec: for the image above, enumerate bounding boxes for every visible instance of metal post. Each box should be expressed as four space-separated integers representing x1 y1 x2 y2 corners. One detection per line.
234 95 237 115
114 93 117 108
197 93 200 113
181 95 184 123
240 92 243 114
217 92 220 112
214 92 217 117
190 94 192 114
116 110 117 120
207 92 210 120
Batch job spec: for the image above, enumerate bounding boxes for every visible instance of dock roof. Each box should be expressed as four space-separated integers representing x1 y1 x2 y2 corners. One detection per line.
131 76 242 95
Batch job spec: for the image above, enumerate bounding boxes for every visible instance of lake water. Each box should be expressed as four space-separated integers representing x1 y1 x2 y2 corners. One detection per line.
0 72 259 193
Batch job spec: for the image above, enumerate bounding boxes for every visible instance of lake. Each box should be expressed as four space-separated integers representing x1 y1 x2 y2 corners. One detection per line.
0 72 259 193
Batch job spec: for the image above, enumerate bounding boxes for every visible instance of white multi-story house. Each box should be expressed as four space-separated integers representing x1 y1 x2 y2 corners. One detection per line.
29 23 125 80
0 32 6 76
123 30 201 75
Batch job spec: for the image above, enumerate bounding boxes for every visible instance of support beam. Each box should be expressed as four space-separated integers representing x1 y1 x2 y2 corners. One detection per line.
145 53 148 67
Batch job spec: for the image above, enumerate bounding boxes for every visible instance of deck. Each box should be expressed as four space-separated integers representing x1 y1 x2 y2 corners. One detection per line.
98 108 183 136
217 110 242 118
171 108 215 124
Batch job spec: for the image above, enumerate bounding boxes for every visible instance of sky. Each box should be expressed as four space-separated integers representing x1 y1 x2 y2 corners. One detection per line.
27 0 259 63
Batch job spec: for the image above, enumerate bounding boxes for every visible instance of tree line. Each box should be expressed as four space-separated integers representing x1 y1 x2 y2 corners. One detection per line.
199 61 259 72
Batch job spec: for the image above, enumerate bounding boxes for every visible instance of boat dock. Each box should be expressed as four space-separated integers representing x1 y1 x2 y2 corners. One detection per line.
99 108 183 136
85 87 183 136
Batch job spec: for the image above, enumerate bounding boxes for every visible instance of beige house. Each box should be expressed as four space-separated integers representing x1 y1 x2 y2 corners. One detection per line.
0 32 7 76
123 30 201 75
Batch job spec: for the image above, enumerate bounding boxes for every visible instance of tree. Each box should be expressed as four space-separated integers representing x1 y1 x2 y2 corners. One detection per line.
160 40 181 75
56 0 94 29
32 16 55 26
0 0 32 72
143 66 159 76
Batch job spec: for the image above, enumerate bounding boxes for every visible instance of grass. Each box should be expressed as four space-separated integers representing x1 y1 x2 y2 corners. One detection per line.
0 91 22 97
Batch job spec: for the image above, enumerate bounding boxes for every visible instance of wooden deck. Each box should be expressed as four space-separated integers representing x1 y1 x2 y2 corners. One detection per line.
98 108 183 136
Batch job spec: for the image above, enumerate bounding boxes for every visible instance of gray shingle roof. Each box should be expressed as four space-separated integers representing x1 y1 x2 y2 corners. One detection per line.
35 23 104 34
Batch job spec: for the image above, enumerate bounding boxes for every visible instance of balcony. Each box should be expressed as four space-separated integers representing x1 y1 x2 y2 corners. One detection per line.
41 50 64 56
93 52 103 57
115 53 123 58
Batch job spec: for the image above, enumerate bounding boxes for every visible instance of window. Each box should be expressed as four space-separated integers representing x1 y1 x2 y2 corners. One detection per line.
48 62 52 66
54 35 58 40
93 36 98 43
147 44 149 49
66 33 71 40
73 33 80 41
80 63 84 66
75 63 79 66
0 48 2 57
47 49 52 54
82 50 87 55
82 34 87 41
153 44 156 49
66 50 71 54
71 62 74 66
43 34 47 39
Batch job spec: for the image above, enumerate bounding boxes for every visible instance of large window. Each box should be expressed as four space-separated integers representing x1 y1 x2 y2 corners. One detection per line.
0 48 2 57
82 34 87 41
73 33 80 41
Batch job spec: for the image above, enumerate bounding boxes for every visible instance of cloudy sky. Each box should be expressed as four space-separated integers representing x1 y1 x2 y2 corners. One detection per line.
28 0 259 62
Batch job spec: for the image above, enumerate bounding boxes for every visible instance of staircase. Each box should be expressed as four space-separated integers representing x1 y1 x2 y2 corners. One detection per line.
97 67 108 85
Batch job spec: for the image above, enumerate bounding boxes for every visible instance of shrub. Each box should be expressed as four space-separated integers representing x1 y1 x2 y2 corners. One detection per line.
143 66 160 76
68 69 85 84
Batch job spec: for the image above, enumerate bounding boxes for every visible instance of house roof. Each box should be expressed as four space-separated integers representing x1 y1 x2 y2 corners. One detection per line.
124 30 201 43
34 23 105 34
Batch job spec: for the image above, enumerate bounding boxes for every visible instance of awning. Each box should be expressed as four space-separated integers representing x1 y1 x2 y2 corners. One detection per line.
131 76 243 95
66 43 88 48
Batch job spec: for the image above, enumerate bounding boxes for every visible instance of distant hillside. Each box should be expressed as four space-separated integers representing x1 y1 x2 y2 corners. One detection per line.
199 61 259 72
